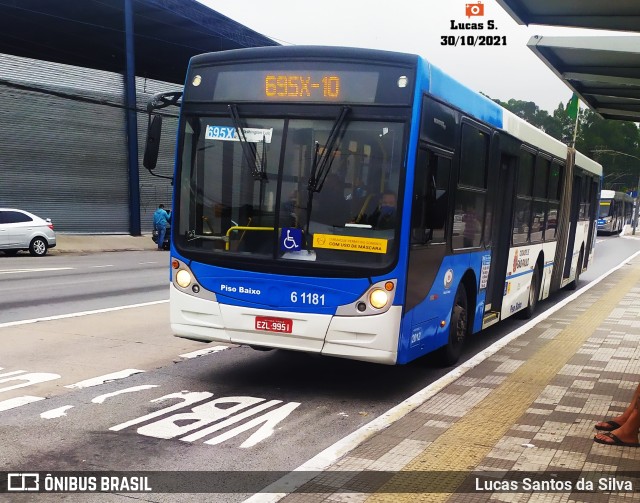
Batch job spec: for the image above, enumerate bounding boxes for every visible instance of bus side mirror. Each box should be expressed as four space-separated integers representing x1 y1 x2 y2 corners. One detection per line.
143 114 163 171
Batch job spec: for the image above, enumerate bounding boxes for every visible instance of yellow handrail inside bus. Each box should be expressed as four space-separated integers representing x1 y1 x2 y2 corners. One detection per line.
225 226 274 250
356 193 375 223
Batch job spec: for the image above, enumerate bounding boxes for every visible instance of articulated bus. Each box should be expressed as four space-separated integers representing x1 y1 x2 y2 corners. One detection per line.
597 189 633 235
144 46 601 365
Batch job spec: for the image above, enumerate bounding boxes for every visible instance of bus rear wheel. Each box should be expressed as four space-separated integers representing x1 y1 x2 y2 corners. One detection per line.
566 248 583 291
519 264 541 319
440 284 468 366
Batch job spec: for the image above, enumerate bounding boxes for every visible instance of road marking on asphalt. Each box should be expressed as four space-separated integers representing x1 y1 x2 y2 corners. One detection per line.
179 346 231 359
0 371 61 393
0 300 168 329
92 385 158 404
246 249 640 503
41 405 74 419
0 396 44 411
64 369 145 389
109 392 301 449
110 391 213 432
0 267 74 275
89 265 114 268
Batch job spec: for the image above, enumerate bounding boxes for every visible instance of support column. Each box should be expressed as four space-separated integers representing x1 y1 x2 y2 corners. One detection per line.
123 0 141 235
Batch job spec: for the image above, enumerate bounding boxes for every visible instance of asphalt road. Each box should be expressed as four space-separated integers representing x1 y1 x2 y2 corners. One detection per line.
0 251 170 323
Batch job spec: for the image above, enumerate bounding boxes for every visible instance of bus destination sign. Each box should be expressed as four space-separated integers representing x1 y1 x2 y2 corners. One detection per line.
212 69 380 103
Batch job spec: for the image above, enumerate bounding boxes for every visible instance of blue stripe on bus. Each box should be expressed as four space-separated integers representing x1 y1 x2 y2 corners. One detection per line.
188 261 372 315
507 269 533 280
426 64 503 129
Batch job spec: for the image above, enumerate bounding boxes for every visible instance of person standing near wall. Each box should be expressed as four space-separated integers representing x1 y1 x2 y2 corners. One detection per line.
153 203 171 251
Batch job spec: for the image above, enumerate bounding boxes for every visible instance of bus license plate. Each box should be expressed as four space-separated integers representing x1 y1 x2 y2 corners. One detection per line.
255 316 293 333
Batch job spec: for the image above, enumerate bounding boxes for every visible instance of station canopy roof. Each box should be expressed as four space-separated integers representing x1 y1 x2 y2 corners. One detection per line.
0 0 278 84
496 0 640 121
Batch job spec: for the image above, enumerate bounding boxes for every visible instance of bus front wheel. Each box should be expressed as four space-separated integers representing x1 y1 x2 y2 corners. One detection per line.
440 284 468 366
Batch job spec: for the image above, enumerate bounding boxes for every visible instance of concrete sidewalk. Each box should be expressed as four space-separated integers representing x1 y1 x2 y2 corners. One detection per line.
50 233 159 254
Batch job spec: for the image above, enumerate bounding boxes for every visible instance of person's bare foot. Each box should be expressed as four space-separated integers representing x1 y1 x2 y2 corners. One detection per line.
594 430 640 447
594 416 627 431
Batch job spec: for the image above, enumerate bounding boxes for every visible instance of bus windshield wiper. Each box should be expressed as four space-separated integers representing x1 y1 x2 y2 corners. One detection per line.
305 106 350 240
229 104 268 181
307 106 350 194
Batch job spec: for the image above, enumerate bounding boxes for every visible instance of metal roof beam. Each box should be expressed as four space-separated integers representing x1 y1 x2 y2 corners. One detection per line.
563 73 640 87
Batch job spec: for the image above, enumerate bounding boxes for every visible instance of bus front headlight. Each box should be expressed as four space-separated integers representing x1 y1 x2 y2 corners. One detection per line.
369 288 389 309
175 269 192 288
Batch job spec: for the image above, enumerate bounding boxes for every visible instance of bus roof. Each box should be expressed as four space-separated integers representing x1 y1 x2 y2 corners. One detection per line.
187 45 602 178
418 56 602 178
600 189 633 201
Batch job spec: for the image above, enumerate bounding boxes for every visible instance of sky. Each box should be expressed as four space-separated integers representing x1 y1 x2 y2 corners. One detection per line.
198 0 621 114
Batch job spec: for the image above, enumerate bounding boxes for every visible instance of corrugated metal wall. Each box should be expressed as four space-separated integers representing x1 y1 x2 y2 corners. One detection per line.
0 53 180 233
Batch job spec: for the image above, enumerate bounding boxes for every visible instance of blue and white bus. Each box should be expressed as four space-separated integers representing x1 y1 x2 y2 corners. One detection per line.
144 46 601 365
597 189 633 234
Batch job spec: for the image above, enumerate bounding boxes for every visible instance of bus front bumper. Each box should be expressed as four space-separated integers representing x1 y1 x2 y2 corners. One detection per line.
169 284 400 365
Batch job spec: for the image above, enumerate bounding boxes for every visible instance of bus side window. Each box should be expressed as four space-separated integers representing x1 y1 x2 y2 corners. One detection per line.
411 148 450 245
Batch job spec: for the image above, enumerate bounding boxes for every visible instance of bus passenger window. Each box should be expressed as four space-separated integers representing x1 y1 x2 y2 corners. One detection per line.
452 124 488 250
546 202 558 239
512 150 535 245
513 199 531 245
453 190 484 248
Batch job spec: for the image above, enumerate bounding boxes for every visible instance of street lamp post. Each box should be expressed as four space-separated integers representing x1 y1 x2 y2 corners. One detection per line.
591 150 640 235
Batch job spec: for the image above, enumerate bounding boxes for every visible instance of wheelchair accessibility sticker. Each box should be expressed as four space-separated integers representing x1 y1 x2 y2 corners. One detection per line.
281 228 302 252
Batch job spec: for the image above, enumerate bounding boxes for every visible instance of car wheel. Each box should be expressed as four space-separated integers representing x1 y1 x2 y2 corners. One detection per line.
2 250 19 256
29 237 48 256
440 283 468 366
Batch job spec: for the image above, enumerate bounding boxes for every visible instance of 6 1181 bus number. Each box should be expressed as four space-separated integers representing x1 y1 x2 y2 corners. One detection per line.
290 291 326 305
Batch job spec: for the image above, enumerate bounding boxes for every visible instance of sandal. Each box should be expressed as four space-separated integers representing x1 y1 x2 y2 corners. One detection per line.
594 432 640 447
594 420 622 432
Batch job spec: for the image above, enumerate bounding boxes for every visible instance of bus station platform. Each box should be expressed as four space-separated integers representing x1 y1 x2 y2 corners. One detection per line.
264 249 640 502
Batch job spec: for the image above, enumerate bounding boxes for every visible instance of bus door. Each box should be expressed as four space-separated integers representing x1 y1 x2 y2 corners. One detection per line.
583 178 598 268
563 175 582 279
484 151 517 319
406 146 452 318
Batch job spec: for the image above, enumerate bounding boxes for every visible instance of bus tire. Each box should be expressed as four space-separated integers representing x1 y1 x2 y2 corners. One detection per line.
249 345 274 352
519 264 541 319
566 248 583 291
440 284 468 366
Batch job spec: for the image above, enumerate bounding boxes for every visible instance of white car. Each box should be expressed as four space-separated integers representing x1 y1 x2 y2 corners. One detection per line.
0 208 57 256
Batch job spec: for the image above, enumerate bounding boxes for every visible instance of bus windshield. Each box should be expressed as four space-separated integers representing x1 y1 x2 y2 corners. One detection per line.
598 200 612 218
174 111 405 273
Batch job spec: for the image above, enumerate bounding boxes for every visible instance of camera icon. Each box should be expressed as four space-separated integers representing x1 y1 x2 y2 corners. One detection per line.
466 1 484 17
